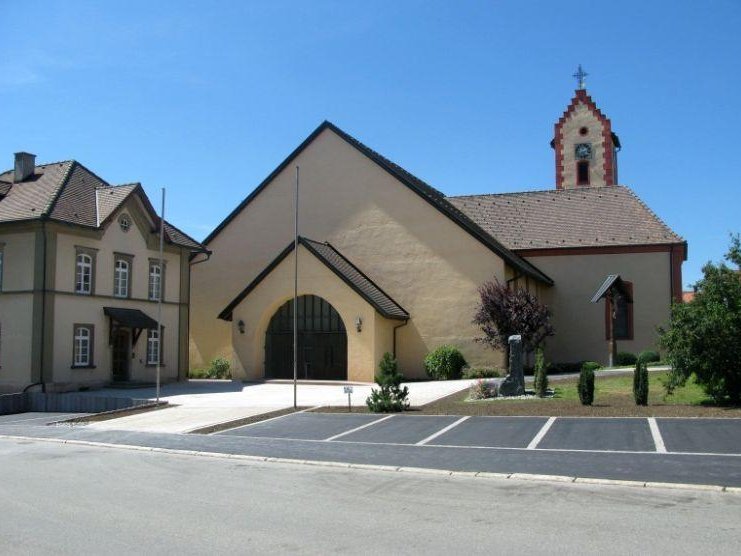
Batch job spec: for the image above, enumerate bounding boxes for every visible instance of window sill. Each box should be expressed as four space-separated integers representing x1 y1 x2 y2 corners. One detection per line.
145 363 166 367
71 365 97 369
74 291 93 296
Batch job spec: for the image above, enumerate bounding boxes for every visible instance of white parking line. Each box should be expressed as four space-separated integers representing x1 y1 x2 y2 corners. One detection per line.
648 418 667 453
416 416 470 446
324 415 396 441
526 416 557 449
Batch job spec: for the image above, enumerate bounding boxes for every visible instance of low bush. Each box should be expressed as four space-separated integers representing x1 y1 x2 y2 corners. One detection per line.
189 358 232 379
468 379 499 400
615 352 638 366
547 362 584 374
461 366 502 379
207 357 232 379
633 360 649 406
534 348 548 398
424 345 467 380
638 350 661 364
578 367 595 405
581 361 601 372
367 353 410 412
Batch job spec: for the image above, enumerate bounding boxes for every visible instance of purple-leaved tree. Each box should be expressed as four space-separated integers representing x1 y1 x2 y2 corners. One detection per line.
473 279 555 356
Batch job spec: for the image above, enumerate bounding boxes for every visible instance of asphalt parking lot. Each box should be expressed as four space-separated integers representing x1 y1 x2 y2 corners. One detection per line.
2 411 741 488
218 412 741 456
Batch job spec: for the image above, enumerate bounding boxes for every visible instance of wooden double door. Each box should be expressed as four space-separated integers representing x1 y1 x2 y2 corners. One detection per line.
264 295 347 381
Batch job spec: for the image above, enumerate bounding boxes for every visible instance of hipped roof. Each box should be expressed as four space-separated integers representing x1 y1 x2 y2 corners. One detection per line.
0 160 207 252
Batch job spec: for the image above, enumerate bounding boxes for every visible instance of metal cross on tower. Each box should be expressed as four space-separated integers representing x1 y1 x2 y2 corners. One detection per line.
573 64 588 90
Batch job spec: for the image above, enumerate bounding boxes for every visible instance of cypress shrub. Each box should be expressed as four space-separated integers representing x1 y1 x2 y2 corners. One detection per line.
634 360 649 406
578 366 595 406
534 347 548 398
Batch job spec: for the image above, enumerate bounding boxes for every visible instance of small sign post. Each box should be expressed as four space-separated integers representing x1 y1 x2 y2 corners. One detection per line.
343 385 354 412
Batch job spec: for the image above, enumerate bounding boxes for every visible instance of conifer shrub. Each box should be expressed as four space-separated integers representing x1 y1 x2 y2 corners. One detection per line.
366 353 410 412
633 360 649 406
534 347 548 398
578 366 595 405
424 345 467 380
581 361 602 372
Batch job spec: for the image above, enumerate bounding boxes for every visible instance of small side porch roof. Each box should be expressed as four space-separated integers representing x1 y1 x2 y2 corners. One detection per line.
103 307 159 329
590 274 634 303
218 237 409 322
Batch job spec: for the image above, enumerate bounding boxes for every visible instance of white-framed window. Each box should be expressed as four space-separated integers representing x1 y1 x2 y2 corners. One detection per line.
148 262 161 301
146 328 161 365
75 253 93 294
73 325 94 367
114 258 130 298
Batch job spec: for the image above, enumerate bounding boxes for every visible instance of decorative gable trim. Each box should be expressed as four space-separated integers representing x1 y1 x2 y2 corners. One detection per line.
553 90 616 188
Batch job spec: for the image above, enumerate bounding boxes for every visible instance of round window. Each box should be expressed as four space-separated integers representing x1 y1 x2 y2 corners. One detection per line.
579 126 589 136
119 214 131 232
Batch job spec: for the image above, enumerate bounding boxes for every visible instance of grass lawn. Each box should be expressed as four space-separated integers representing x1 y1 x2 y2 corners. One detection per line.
315 372 741 417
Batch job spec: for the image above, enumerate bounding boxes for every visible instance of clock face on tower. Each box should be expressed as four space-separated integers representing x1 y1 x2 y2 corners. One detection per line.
575 143 592 160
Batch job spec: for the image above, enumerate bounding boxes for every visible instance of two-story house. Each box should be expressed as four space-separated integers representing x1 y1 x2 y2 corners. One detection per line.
0 152 208 393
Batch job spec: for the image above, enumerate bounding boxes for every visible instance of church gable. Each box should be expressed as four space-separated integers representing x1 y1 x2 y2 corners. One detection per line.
204 121 551 285
553 89 620 189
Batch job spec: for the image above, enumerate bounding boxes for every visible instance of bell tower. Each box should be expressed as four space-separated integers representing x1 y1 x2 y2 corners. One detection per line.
552 66 621 189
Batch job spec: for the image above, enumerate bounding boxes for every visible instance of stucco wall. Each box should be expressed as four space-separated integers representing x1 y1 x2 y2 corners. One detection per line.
49 203 183 386
0 231 35 290
230 246 396 382
524 250 673 365
191 128 509 378
0 231 36 391
55 205 180 302
0 295 34 392
51 295 179 385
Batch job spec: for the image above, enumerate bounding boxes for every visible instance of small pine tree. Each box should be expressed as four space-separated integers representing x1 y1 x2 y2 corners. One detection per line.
578 366 595 406
366 353 410 412
634 360 649 406
534 347 548 398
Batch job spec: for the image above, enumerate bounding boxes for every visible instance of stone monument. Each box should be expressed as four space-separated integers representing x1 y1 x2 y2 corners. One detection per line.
499 335 525 396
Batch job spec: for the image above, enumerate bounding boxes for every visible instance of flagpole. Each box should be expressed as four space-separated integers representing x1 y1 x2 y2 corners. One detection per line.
156 187 165 404
293 166 299 409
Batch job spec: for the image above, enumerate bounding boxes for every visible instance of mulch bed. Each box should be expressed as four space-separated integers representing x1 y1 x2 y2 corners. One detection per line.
312 376 741 418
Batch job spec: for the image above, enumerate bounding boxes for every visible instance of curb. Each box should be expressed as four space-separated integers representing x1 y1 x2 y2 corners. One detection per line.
2 433 739 494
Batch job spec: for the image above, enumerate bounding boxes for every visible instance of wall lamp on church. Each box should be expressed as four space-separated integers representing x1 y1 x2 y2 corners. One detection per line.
237 320 246 334
355 316 363 333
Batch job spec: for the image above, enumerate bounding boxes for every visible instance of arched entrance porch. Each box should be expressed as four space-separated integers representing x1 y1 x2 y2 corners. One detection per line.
264 295 347 380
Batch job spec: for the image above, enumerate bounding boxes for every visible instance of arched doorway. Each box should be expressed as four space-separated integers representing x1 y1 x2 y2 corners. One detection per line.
265 295 347 380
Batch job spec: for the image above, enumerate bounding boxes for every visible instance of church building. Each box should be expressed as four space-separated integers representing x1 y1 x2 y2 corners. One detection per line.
190 78 686 382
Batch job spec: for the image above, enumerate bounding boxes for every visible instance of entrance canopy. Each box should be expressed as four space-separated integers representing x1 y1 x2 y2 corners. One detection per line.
103 307 159 329
104 307 159 347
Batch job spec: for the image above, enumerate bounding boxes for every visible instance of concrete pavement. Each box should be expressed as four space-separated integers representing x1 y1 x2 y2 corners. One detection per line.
77 378 481 433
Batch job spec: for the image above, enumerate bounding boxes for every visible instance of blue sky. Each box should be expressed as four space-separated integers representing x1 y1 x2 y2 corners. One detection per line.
2 0 739 286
